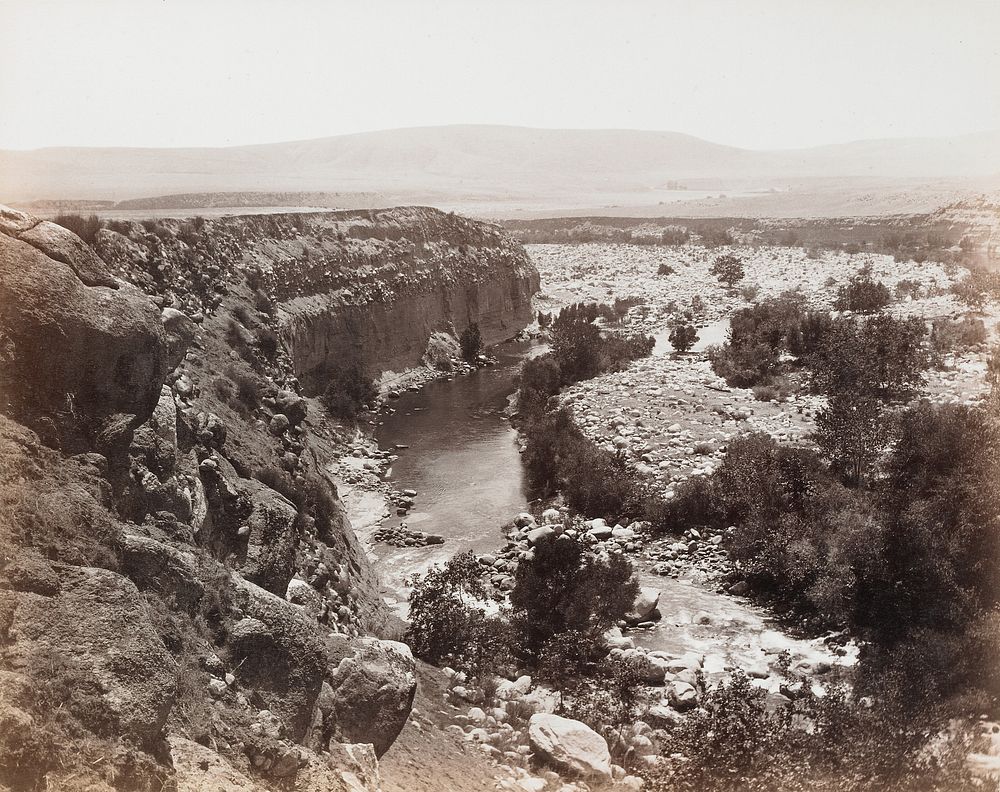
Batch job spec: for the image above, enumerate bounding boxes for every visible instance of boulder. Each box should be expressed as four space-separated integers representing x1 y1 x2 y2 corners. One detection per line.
526 525 556 546
161 307 196 371
170 736 265 791
229 577 329 742
626 586 661 624
16 218 118 288
275 389 308 426
9 565 176 746
326 638 416 757
0 210 168 451
120 533 204 611
668 681 699 710
240 482 299 595
527 713 612 781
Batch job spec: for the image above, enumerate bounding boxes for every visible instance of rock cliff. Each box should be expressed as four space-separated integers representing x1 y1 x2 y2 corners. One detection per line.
93 206 539 393
0 205 537 791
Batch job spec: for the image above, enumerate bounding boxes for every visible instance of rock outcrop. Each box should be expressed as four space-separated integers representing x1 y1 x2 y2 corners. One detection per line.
0 206 168 452
4 564 177 746
0 205 539 791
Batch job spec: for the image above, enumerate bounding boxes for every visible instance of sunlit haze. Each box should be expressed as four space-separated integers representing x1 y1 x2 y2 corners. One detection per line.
2 0 998 151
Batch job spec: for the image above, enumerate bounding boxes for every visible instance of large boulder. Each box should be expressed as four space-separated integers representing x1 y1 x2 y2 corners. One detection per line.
240 482 299 595
0 207 168 451
228 577 328 742
120 532 204 611
625 585 661 624
170 736 265 792
326 638 416 757
7 565 176 746
528 713 612 781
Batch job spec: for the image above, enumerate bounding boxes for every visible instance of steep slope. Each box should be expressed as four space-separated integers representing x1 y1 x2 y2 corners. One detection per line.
0 205 537 791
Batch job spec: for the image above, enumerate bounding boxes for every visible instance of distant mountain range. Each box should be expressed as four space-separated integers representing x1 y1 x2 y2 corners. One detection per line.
2 125 998 216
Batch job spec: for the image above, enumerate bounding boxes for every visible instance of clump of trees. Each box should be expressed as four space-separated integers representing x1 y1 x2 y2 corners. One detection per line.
707 292 833 388
668 322 699 354
459 323 482 362
319 356 378 419
515 304 657 522
833 271 891 313
710 254 745 287
662 403 1000 709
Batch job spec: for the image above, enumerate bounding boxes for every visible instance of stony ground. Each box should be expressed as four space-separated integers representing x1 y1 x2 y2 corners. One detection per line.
530 242 997 497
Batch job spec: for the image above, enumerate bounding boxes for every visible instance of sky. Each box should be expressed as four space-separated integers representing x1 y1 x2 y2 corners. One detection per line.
1 0 998 151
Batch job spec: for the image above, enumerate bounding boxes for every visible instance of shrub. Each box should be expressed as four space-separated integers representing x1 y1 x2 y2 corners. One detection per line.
668 323 699 354
710 254 745 286
213 377 235 402
222 366 260 413
407 552 511 675
52 213 101 245
657 262 676 276
645 673 985 792
254 326 279 360
738 284 759 301
459 323 482 362
320 359 378 420
751 384 779 402
833 273 891 313
510 533 637 661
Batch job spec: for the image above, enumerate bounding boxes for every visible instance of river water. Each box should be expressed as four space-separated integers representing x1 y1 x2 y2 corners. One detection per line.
367 327 853 680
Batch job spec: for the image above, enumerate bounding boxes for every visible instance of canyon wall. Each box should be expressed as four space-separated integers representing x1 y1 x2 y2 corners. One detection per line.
0 205 537 792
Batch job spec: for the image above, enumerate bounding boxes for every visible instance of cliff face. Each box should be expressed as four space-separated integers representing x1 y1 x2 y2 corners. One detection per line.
95 206 539 391
270 207 538 390
0 205 537 792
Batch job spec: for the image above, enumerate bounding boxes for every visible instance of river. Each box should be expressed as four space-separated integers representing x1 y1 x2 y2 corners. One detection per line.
362 326 854 681
368 340 541 612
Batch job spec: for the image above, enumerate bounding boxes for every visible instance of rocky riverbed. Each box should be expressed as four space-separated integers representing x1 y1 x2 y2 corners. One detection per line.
530 242 997 498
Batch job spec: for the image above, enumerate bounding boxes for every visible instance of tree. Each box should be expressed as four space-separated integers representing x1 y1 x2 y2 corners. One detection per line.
833 273 891 313
459 323 482 363
668 323 699 354
320 357 378 419
710 254 745 286
407 551 510 675
811 315 927 402
510 534 637 661
814 394 888 486
551 316 602 383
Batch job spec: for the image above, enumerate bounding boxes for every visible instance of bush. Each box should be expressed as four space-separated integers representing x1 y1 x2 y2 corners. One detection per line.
710 254 745 286
657 262 676 276
52 213 101 245
646 673 985 792
320 359 378 420
223 366 259 414
833 273 892 313
254 326 279 360
510 533 637 661
407 552 511 675
668 323 699 354
459 323 482 363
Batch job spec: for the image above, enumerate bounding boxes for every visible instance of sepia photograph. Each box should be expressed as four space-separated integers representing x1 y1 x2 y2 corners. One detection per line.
0 1 998 790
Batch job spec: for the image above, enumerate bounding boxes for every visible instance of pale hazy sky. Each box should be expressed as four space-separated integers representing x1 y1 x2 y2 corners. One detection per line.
2 0 998 151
